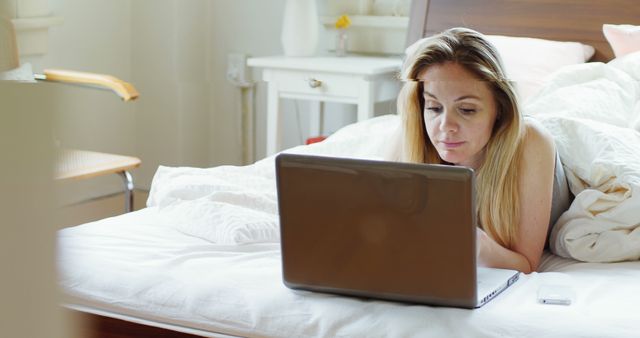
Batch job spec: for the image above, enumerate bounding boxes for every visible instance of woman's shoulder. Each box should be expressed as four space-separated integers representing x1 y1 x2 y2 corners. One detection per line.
522 118 555 154
524 118 555 150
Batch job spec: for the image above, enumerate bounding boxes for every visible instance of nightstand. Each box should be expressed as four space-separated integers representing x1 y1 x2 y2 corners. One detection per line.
248 55 402 155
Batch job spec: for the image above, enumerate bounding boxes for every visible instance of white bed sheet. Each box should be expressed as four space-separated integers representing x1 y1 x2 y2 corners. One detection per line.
58 207 640 338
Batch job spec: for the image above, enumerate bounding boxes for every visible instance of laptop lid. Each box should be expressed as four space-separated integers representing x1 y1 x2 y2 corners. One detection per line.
276 153 486 308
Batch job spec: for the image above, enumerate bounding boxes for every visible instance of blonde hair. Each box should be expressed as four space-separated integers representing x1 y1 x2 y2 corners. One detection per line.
398 27 525 248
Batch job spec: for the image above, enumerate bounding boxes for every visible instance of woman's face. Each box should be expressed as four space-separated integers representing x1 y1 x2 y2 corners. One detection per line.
419 62 498 169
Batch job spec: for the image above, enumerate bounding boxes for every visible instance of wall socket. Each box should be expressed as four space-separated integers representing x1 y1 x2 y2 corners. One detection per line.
226 53 251 87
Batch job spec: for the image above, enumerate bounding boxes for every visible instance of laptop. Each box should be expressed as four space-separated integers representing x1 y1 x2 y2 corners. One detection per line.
275 153 519 309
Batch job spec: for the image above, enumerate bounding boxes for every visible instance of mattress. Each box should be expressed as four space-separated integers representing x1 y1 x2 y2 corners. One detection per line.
58 207 640 338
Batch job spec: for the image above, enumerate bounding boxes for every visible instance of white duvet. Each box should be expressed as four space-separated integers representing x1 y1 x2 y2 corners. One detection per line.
147 52 640 263
525 51 640 262
146 114 400 246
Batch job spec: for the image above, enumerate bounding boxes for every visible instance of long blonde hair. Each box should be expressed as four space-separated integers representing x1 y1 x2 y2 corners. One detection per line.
398 27 525 248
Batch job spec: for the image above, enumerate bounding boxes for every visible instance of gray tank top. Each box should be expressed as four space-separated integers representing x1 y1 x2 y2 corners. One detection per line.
548 151 572 242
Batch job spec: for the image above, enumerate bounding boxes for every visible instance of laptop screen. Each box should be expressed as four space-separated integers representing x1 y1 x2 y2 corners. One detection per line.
276 153 480 308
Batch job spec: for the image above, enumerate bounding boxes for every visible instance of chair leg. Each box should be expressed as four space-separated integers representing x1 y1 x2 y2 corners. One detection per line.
118 171 134 212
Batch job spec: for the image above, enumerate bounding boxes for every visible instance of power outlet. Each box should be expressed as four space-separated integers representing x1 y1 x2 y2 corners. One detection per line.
227 53 250 87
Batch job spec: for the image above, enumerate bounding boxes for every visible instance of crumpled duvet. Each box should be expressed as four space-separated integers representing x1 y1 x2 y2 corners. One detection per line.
147 114 400 245
525 51 640 262
147 52 640 262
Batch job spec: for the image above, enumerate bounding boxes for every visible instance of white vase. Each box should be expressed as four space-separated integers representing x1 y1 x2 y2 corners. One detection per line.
281 0 318 57
335 29 348 57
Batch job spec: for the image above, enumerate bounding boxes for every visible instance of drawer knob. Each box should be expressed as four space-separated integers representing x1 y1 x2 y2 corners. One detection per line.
308 78 322 88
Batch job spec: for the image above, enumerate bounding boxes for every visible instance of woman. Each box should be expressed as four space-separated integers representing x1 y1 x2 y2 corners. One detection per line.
398 28 571 273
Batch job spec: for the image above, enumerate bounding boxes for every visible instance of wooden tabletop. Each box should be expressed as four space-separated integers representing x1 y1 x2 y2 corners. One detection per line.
55 149 141 180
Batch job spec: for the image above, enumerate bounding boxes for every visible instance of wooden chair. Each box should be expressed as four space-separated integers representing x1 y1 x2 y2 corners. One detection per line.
1 17 141 212
44 70 141 212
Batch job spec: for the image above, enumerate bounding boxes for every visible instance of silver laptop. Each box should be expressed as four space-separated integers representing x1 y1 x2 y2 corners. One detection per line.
275 153 519 308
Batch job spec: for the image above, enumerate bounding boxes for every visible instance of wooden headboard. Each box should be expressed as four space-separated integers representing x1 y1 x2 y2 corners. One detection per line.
406 0 640 62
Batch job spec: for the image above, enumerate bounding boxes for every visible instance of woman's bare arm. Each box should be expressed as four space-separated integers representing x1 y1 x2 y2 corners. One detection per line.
478 119 556 273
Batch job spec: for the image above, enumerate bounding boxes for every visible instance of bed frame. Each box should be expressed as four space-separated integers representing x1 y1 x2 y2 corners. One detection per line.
75 0 640 337
407 0 640 62
70 310 204 338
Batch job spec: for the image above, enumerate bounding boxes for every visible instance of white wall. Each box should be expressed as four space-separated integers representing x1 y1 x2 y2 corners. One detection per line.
208 0 285 164
27 0 135 205
131 0 211 189
40 0 273 198
209 0 404 162
30 0 213 200
32 0 405 204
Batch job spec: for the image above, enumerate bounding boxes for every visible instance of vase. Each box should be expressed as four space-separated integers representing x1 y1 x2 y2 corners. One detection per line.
281 0 319 57
335 29 348 57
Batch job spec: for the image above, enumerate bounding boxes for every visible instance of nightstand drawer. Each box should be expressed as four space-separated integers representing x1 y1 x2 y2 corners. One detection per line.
265 69 360 100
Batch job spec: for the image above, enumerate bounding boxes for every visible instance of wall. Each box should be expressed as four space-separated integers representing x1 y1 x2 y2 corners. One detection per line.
209 0 405 162
31 0 212 200
208 0 285 164
29 0 406 205
131 0 210 189
27 0 136 205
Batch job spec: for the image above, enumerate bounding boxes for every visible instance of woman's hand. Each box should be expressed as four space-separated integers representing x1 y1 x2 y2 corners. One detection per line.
476 227 489 266
476 226 533 273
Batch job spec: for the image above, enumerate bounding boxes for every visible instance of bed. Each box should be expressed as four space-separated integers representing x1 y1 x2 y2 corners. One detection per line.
58 0 640 337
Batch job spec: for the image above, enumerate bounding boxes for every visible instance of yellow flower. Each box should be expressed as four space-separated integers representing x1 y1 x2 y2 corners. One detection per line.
335 14 351 29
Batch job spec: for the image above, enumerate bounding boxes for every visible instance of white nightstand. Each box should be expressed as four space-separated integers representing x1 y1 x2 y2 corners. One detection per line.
248 55 402 155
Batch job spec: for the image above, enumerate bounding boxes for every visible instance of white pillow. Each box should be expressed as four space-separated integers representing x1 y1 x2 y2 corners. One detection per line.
603 24 640 58
486 35 595 102
404 34 594 103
